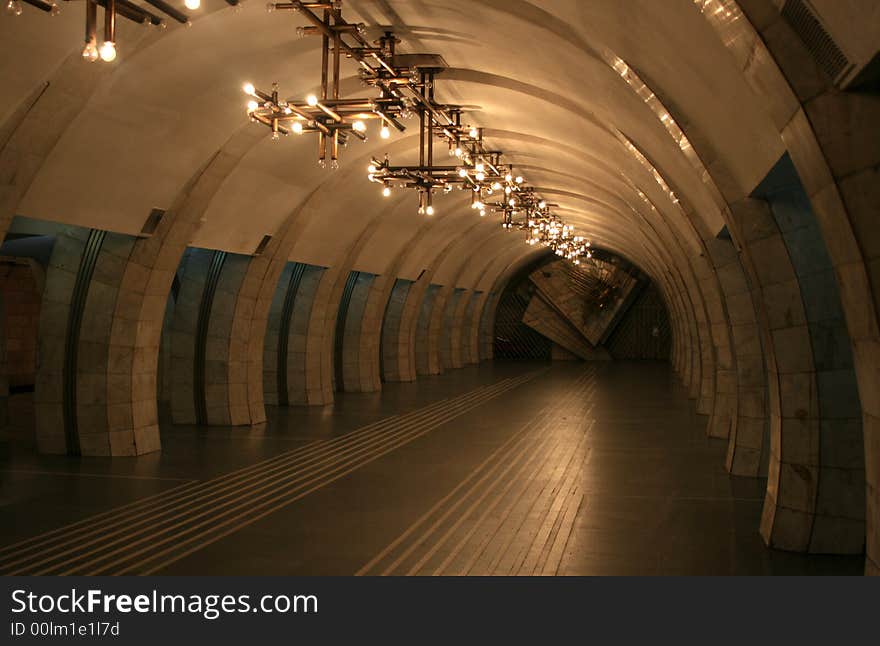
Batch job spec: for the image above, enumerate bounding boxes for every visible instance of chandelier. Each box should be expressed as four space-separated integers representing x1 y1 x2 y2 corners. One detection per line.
526 215 593 266
5 0 240 63
245 3 417 167
368 100 530 219
5 0 58 18
242 1 592 266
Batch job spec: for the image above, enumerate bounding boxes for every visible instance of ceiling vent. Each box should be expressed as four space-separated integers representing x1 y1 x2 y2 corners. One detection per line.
779 0 878 89
139 209 165 237
254 234 273 256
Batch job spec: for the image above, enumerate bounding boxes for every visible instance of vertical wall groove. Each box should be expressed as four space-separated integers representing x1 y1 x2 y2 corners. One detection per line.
276 262 305 407
62 228 105 456
379 279 410 380
334 271 359 390
194 250 227 426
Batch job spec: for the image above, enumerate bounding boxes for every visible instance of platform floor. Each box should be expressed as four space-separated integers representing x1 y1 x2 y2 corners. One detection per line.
0 361 864 575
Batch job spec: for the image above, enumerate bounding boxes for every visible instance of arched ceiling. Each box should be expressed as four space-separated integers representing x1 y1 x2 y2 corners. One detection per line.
1 0 788 290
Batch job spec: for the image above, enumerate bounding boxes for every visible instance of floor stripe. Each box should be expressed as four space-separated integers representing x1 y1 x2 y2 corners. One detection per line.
0 373 538 573
451 417 592 576
0 370 544 576
415 419 566 575
502 422 592 576
357 368 597 576
0 470 194 482
515 428 592 575
130 373 541 576
1 381 520 557
356 369 594 575
425 397 593 575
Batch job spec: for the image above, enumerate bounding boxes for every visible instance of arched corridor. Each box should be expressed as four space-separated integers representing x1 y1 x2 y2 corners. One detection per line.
0 0 877 576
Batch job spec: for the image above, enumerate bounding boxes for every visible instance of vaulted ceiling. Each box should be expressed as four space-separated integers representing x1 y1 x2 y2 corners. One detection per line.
1 1 786 289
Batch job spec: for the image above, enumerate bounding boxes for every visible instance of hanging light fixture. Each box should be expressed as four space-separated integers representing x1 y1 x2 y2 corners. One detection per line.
6 0 57 16
246 6 411 168
8 0 240 62
247 0 593 265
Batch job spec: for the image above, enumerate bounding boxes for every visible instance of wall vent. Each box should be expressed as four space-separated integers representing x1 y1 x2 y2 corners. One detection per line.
140 209 165 237
780 0 853 85
254 234 272 256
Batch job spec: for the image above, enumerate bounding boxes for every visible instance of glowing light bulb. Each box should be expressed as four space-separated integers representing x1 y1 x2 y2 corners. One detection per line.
184 0 200 9
475 162 485 173
82 40 99 62
458 169 468 178
380 125 390 139
539 201 546 209
368 164 378 174
247 100 259 113
475 172 485 182
382 186 391 197
479 209 486 217
505 173 512 182
425 206 435 216
352 120 366 132
292 121 303 134
469 127 479 138
99 41 117 62
454 148 462 158
515 176 523 184
491 182 501 191
243 82 255 96
306 94 318 106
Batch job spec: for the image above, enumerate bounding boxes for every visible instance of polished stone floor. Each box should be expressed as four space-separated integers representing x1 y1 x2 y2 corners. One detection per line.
0 361 864 575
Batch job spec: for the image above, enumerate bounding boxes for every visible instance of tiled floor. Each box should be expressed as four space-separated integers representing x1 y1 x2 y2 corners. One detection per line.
0 361 865 575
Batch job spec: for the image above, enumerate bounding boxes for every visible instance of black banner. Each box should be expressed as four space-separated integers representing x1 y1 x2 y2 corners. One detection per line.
1 576 874 643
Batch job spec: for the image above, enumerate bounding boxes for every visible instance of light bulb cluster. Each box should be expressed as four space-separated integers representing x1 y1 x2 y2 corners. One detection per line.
367 112 532 221
525 218 593 265
6 0 60 17
246 0 594 266
245 7 413 167
369 113 593 265
9 0 236 64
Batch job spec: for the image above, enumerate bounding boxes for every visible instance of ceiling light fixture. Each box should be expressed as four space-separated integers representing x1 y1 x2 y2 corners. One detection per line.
247 3 414 168
9 0 241 62
246 0 592 265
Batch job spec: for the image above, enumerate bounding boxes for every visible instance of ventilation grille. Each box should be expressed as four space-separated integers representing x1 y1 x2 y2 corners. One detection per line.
140 209 164 237
606 283 671 361
781 0 852 83
254 234 272 256
493 282 551 360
